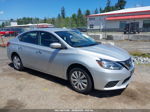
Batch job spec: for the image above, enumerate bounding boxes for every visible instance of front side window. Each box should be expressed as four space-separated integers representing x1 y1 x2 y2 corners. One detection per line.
56 31 98 47
40 32 59 47
19 31 38 45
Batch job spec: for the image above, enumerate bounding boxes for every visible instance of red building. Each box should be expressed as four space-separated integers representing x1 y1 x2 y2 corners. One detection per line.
87 6 150 32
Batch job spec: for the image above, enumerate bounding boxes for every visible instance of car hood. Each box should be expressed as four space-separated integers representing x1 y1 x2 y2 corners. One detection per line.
78 44 130 61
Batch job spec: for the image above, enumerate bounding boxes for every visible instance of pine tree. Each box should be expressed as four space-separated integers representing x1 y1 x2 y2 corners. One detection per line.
71 13 77 28
43 17 47 23
77 8 82 27
51 18 55 25
1 22 5 27
94 8 99 14
77 9 86 27
58 14 61 19
115 0 126 10
56 13 62 27
61 7 66 19
104 0 112 12
85 10 91 16
100 8 104 13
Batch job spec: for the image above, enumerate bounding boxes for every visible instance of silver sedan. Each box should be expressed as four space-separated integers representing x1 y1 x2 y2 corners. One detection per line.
7 28 135 94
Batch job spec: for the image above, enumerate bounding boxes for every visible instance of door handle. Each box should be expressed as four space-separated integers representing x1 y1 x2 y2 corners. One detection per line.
36 50 42 54
18 47 22 50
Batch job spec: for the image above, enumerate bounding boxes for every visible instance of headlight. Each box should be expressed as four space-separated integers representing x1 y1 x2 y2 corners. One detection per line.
97 59 123 70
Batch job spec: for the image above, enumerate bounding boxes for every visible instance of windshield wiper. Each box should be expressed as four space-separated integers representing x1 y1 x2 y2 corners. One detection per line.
87 43 99 46
75 43 99 47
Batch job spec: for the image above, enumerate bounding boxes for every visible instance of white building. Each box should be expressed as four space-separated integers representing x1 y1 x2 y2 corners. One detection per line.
6 23 54 30
87 6 150 32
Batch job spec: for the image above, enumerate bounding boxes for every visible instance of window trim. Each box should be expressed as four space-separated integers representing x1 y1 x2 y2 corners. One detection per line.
18 30 67 49
39 31 61 47
18 31 40 45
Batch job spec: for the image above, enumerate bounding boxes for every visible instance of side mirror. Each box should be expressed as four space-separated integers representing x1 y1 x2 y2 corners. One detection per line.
50 43 62 49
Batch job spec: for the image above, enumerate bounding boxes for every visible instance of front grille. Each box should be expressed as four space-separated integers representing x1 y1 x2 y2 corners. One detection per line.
119 58 133 70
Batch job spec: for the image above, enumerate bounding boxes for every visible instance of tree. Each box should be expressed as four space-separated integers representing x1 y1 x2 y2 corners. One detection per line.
61 7 66 19
33 18 40 24
77 8 86 27
71 13 77 28
55 13 62 27
10 19 14 22
58 13 61 19
104 0 112 12
100 8 104 13
12 7 89 28
100 0 126 13
64 17 71 28
77 8 82 27
85 10 91 16
1 22 5 27
94 8 99 14
51 18 55 25
43 17 47 23
115 0 126 10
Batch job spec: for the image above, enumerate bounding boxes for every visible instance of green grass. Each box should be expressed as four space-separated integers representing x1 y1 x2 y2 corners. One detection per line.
130 51 150 58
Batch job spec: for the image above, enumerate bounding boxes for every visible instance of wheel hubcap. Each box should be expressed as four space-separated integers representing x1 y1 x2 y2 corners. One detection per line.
71 71 88 91
13 56 21 69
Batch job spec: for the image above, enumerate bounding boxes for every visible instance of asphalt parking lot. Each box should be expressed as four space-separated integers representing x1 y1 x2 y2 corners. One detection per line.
0 46 150 109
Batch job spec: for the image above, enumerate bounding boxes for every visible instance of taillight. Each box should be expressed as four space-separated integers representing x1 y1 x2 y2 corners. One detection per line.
7 42 10 47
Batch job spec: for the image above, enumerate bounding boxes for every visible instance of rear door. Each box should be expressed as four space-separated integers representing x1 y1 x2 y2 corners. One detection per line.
18 31 41 69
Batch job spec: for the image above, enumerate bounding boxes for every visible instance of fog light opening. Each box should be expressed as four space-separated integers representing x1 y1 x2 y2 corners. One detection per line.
105 81 119 88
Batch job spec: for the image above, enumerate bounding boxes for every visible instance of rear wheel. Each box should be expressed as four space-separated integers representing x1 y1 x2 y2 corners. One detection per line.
12 55 24 71
69 68 93 94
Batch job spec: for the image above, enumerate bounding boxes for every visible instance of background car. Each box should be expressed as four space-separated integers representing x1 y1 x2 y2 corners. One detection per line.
76 28 87 32
0 28 18 36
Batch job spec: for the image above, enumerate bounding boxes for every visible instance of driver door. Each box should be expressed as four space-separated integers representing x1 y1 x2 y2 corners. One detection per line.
34 31 64 77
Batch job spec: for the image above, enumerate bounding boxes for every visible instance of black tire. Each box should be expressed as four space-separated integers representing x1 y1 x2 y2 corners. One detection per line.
69 68 93 94
12 55 24 71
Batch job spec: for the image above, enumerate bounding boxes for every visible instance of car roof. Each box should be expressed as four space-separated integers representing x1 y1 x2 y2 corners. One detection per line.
30 28 72 32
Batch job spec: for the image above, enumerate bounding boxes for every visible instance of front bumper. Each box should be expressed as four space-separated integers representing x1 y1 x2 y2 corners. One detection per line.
90 64 135 91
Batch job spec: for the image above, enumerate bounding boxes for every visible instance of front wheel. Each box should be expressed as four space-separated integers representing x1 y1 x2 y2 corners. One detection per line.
12 55 24 71
69 68 93 94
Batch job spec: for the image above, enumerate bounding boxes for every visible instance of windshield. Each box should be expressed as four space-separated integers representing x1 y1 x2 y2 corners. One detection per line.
55 31 98 47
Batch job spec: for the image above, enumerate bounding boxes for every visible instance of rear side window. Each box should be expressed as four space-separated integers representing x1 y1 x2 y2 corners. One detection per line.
40 32 59 47
19 31 38 45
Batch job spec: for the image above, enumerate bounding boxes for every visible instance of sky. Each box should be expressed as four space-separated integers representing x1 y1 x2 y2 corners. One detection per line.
0 0 150 20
